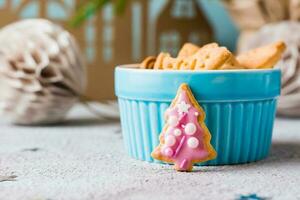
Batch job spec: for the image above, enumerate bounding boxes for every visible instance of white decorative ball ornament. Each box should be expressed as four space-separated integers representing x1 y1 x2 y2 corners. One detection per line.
165 135 176 147
173 128 182 136
0 19 86 124
168 116 178 127
187 137 199 149
184 123 197 135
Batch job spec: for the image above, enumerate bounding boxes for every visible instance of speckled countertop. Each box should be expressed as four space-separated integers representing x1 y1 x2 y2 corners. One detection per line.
0 104 299 200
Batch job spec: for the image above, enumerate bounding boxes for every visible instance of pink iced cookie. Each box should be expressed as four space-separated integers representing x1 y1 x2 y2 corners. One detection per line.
151 83 217 172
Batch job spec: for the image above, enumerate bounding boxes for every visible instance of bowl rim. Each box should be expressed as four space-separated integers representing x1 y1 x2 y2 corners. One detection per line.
116 64 281 74
115 64 281 102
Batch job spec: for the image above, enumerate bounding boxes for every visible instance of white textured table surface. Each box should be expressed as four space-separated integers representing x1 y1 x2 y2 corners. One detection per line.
0 104 299 200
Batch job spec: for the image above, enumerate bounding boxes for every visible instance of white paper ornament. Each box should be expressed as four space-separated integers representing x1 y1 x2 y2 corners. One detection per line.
0 19 86 124
239 21 300 117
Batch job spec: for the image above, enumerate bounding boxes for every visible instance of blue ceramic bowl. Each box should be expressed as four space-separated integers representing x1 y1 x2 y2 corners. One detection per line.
115 65 281 165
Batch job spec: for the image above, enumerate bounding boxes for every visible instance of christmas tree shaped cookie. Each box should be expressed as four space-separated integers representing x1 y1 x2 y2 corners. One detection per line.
151 83 216 171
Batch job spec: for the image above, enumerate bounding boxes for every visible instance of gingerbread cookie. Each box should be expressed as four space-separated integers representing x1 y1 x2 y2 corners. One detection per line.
152 52 183 70
178 58 196 70
237 41 286 69
151 83 217 171
140 41 285 70
153 52 170 69
220 55 244 70
140 56 156 69
191 43 232 70
162 56 183 70
177 43 200 58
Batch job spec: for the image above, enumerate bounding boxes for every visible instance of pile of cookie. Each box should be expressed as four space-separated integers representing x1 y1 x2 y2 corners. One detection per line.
140 41 286 70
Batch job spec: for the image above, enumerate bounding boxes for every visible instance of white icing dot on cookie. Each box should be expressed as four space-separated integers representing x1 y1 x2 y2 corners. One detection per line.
176 101 191 114
185 123 196 135
173 128 182 136
168 116 178 127
165 135 176 147
194 112 199 116
187 137 199 149
163 147 174 157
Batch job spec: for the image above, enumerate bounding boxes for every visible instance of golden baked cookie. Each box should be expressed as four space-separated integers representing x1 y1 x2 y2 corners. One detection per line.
140 41 285 71
219 55 244 70
178 58 196 70
140 56 156 69
237 41 286 69
162 56 182 70
153 52 170 69
177 43 200 58
153 53 183 70
192 43 232 70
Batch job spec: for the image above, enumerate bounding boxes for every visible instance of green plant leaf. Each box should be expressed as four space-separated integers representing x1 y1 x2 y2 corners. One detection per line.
71 0 128 27
71 0 111 27
115 0 127 14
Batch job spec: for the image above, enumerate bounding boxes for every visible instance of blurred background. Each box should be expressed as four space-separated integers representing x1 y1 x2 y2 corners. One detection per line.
0 0 238 100
0 0 299 124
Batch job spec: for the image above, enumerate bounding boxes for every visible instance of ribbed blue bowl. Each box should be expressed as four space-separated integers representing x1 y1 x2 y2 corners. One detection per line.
115 65 281 165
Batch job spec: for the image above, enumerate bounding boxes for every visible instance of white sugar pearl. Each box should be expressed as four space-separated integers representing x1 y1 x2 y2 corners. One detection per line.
165 135 176 147
173 129 182 136
185 123 196 135
168 116 178 127
187 137 199 149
